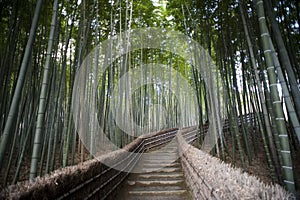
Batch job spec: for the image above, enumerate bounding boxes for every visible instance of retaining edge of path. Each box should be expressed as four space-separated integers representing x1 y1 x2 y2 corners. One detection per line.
177 132 295 200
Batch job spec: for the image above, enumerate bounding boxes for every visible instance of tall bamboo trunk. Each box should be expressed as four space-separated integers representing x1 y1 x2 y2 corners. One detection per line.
29 0 58 180
0 0 43 172
255 0 296 192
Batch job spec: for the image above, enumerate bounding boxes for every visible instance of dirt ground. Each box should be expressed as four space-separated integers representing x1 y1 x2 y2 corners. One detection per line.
0 144 90 188
215 126 300 197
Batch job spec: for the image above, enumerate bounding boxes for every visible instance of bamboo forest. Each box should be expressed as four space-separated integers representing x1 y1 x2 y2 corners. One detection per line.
0 0 299 199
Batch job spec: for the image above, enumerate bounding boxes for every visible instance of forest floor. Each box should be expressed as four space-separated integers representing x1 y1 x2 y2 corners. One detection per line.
216 126 300 197
0 143 90 187
220 128 273 185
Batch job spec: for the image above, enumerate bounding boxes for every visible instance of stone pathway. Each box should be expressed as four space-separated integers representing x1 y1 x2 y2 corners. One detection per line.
116 143 191 200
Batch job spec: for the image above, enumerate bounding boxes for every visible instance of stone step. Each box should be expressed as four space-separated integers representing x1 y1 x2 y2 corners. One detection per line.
161 146 178 149
142 159 180 164
126 194 190 200
142 160 178 165
128 189 187 196
142 167 181 173
142 156 178 162
142 162 180 168
137 172 184 179
146 146 177 151
152 151 177 154
127 179 184 186
144 152 178 158
143 152 177 155
142 162 178 166
157 147 178 151
115 144 191 200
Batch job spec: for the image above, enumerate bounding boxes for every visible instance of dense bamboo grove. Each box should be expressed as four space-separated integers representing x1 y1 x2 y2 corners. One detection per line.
0 0 299 194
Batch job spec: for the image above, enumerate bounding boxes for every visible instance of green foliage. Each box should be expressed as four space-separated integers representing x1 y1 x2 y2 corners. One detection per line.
0 0 299 192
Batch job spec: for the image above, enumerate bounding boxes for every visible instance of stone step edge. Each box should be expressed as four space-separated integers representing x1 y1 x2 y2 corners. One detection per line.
128 190 187 196
127 180 184 186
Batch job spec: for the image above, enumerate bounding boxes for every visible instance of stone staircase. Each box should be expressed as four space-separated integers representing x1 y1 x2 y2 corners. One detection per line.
116 143 191 200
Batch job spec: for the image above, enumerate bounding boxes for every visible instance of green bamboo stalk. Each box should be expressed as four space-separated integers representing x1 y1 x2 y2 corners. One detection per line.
45 91 56 174
239 0 278 181
0 0 43 171
267 35 300 145
265 0 300 121
29 0 58 180
255 0 295 192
